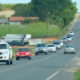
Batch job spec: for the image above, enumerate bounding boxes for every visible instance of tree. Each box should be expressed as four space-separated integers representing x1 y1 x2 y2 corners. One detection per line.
31 0 77 27
12 3 33 17
0 2 2 11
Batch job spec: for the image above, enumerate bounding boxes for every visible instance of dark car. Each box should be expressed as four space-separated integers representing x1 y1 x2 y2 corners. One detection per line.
61 37 68 43
8 41 25 46
16 48 32 60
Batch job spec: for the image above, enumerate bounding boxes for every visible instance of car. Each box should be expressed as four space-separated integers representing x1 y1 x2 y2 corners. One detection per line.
53 40 61 48
0 41 13 65
69 32 74 36
16 48 32 60
35 44 48 55
64 46 76 54
61 37 68 43
66 34 73 41
59 40 64 47
47 44 56 53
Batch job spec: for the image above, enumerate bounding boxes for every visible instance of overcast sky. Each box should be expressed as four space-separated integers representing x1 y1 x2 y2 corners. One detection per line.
0 0 80 12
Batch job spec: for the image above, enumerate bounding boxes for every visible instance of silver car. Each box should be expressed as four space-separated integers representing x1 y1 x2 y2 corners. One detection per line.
35 44 48 55
47 44 56 52
64 46 76 54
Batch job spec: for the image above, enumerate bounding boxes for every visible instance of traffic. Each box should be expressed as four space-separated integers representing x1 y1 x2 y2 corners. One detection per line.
0 32 75 65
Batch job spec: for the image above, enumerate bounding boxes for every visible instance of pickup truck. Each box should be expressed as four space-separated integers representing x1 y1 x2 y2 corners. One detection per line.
0 41 13 65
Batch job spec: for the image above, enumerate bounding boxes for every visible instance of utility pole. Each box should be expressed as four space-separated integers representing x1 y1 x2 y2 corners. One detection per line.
46 17 49 37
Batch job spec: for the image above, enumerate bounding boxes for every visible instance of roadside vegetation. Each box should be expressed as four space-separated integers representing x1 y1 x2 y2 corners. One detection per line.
0 0 77 59
0 22 68 38
0 0 77 38
74 69 80 80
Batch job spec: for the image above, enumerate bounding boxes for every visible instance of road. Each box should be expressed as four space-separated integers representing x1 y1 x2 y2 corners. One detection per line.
0 15 80 80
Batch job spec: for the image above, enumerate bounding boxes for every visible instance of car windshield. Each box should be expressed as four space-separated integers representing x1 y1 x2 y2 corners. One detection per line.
36 44 46 47
17 48 29 52
67 34 73 37
53 41 60 44
47 45 54 47
0 44 7 49
62 38 66 39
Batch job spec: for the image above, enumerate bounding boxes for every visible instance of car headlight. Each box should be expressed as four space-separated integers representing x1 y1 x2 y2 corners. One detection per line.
42 49 46 51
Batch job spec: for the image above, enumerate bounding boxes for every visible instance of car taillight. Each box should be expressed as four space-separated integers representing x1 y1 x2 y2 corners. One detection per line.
26 53 29 55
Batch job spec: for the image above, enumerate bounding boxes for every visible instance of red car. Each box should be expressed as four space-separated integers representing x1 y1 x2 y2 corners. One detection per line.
16 48 32 60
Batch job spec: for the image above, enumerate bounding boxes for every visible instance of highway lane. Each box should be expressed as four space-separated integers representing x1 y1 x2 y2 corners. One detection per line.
51 15 80 80
0 53 75 80
0 15 80 80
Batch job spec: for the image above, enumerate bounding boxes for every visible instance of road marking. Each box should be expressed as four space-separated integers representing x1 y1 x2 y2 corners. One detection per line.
0 55 56 72
46 71 60 80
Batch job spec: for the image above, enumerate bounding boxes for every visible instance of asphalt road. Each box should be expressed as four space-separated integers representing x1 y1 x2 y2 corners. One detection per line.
0 15 80 80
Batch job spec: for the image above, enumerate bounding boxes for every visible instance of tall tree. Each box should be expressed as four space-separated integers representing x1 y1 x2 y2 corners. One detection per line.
31 0 77 27
12 3 33 17
0 2 2 11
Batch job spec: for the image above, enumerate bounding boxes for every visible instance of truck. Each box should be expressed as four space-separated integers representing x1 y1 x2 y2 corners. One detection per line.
4 34 31 46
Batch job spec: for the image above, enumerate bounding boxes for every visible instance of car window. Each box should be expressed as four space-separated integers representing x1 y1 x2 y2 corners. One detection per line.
17 48 29 52
0 44 7 49
36 44 46 47
53 42 59 44
47 45 54 47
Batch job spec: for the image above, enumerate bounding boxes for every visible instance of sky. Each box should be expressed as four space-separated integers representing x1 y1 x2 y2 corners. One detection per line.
0 0 31 4
0 0 80 12
72 0 80 12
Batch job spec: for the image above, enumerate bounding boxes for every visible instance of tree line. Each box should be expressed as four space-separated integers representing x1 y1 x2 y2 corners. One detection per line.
0 0 77 27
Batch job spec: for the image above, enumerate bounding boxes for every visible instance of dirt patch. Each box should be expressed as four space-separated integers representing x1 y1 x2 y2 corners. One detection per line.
42 37 58 43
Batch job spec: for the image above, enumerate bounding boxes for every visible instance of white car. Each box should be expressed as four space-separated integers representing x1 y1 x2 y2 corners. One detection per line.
59 40 64 47
69 32 74 36
0 41 13 65
53 41 61 48
47 44 56 52
66 34 73 41
64 46 75 54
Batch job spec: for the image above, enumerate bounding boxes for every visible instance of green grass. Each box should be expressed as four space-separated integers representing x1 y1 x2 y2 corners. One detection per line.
74 69 80 80
0 22 63 38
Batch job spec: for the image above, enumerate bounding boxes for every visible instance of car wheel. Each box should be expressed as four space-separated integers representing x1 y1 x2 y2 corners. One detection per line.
35 53 38 55
28 57 31 60
64 52 67 54
10 59 13 64
72 52 75 54
16 57 20 60
45 52 47 55
6 60 10 65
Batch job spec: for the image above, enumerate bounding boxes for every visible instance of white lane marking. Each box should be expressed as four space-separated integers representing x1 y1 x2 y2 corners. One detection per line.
46 71 60 80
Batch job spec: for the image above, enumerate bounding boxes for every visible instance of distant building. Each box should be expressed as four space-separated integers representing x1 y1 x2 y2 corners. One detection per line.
0 10 15 18
0 19 9 25
9 17 39 25
9 17 26 25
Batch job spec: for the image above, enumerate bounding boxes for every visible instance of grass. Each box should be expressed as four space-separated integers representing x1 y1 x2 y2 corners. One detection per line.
0 22 63 38
74 69 80 80
0 22 72 58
